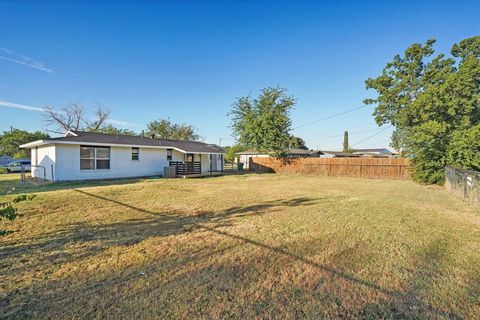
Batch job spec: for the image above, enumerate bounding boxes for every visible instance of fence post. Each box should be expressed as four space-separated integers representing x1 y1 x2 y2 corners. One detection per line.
20 165 25 184
398 165 401 179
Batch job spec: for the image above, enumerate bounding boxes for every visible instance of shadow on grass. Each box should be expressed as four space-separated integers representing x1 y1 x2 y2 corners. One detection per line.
0 176 161 196
0 191 319 274
1 190 465 319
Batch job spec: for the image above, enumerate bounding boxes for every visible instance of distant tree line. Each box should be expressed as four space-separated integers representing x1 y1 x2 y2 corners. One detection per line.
0 129 49 159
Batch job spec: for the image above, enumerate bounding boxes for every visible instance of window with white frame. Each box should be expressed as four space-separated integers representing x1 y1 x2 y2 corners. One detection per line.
167 149 173 160
80 146 110 170
132 147 139 161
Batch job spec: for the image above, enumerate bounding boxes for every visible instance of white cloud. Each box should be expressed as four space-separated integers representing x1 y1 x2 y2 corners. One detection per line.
0 99 140 128
0 47 55 74
0 99 45 112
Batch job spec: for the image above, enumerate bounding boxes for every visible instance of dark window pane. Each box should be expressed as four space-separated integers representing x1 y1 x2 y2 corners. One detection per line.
80 147 95 159
96 160 110 169
80 159 95 170
132 148 139 160
167 149 172 160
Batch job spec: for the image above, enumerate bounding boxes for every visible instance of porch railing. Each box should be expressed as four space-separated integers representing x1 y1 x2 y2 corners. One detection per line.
169 161 201 175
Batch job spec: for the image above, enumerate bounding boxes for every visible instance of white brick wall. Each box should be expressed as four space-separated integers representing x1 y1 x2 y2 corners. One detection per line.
31 145 56 180
55 145 170 181
32 143 220 181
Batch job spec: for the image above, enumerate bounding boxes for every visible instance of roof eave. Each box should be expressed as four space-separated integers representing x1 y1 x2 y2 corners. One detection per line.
20 140 51 148
20 140 225 154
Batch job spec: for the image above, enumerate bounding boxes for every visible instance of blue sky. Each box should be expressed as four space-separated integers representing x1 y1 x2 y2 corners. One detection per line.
0 1 479 150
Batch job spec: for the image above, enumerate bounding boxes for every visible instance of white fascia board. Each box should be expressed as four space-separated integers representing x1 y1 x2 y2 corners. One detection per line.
64 131 78 137
20 140 49 148
20 140 225 154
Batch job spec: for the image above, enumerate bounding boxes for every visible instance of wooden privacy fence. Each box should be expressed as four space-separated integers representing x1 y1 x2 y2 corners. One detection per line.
249 157 411 180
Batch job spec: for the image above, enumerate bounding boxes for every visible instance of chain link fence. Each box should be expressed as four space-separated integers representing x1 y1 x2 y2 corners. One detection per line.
445 166 480 205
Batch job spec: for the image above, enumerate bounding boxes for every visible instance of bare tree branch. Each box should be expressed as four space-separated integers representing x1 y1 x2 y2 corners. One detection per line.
89 103 110 130
43 103 111 133
43 106 74 132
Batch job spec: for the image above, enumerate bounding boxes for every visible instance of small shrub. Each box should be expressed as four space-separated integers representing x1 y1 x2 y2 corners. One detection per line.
0 194 36 236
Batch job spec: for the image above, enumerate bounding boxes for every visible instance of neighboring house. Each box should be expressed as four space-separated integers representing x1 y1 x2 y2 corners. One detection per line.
319 148 393 158
236 147 393 168
236 151 269 169
236 149 324 169
320 151 362 158
353 148 392 155
321 150 392 158
0 155 14 166
20 131 225 181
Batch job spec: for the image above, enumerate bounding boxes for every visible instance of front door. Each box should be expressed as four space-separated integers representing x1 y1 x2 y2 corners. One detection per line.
210 154 218 172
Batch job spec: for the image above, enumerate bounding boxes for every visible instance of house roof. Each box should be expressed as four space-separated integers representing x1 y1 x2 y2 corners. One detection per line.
236 150 265 155
353 148 391 154
321 151 362 157
289 148 322 155
20 131 225 154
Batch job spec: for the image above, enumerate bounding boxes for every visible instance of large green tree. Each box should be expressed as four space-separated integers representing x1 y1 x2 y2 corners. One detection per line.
146 119 200 141
229 87 296 157
447 125 480 172
291 136 308 150
365 36 480 183
0 129 49 159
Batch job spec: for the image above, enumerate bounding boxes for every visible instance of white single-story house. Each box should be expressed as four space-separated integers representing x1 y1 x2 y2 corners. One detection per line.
20 131 225 181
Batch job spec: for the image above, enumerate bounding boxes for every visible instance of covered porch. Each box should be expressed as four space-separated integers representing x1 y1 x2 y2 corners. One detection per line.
168 152 224 176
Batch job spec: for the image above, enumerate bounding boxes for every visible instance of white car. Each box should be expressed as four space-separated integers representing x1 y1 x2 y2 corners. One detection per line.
2 160 31 173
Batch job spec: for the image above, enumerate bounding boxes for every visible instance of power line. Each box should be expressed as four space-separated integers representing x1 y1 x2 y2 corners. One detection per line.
351 126 392 147
308 127 387 141
292 105 367 130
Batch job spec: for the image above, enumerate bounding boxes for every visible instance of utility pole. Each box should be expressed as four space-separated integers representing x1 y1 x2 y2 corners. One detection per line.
218 138 222 147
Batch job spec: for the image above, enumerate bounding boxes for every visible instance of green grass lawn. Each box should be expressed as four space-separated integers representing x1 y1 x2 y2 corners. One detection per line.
1 174 479 319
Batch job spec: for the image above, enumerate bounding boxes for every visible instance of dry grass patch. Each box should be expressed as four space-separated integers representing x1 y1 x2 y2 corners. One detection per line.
1 174 480 319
